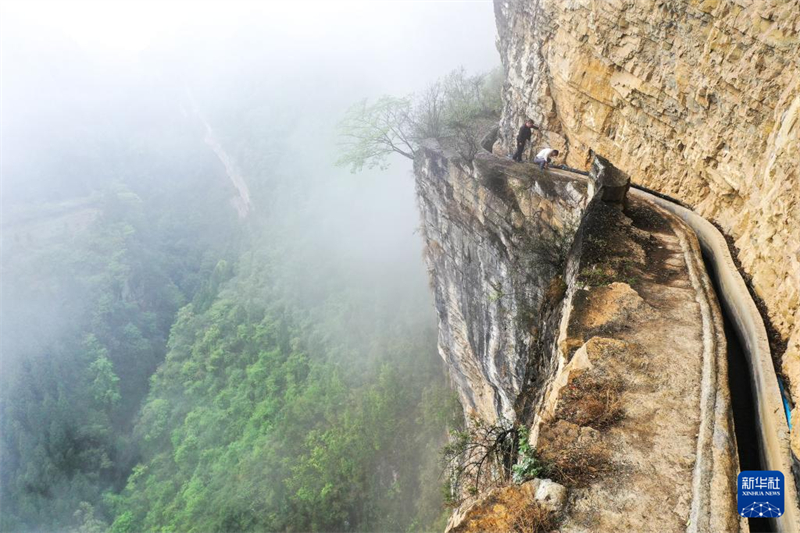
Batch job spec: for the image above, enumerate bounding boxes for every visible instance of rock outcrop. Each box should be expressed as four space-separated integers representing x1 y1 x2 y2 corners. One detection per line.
445 477 567 533
414 140 590 422
414 142 747 529
414 2 800 528
494 0 799 422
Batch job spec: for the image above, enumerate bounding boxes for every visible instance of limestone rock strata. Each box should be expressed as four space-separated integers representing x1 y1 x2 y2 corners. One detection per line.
494 0 800 414
420 155 743 529
414 141 589 422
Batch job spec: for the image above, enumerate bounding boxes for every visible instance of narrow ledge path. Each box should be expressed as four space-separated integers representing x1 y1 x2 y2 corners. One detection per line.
632 188 800 533
548 163 799 531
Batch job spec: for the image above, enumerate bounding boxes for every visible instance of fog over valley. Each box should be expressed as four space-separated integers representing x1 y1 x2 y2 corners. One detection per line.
0 2 499 531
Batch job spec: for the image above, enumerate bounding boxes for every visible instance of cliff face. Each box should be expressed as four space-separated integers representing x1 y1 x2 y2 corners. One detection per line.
494 0 800 407
415 143 745 530
414 141 589 422
414 3 800 526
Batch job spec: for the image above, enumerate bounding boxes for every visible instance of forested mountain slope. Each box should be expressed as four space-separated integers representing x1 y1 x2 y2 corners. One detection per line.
0 16 479 531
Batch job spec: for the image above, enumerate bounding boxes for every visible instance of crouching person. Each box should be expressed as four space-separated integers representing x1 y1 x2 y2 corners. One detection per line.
534 148 559 170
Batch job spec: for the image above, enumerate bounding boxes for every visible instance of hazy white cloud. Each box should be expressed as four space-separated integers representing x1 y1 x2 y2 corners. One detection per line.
1 0 499 206
3 1 497 59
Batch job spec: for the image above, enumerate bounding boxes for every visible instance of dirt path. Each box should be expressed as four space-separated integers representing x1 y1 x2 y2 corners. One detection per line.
534 195 742 532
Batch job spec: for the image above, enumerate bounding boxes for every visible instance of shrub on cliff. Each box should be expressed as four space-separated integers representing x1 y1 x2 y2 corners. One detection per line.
511 426 544 484
441 417 536 503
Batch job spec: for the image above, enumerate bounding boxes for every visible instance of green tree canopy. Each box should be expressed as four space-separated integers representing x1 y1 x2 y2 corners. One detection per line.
336 67 503 172
85 336 121 412
336 96 418 172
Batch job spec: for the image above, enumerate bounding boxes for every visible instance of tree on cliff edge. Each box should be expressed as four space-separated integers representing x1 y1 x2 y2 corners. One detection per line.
336 95 419 172
336 67 502 172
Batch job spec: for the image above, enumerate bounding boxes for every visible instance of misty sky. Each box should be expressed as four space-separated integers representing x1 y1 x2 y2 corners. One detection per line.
1 6 504 530
2 1 501 262
2 1 499 94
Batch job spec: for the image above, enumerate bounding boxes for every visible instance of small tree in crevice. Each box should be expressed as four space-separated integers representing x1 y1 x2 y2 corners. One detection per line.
335 96 418 172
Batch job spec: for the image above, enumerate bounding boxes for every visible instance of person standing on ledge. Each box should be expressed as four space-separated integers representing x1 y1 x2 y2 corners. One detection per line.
512 119 538 162
533 148 559 170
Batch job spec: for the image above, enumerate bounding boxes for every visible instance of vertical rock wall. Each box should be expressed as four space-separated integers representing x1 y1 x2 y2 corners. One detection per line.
414 141 589 422
494 0 799 412
415 147 751 530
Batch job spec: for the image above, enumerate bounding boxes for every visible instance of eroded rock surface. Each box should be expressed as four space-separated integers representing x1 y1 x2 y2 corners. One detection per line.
414 141 589 422
494 0 800 413
415 139 743 529
530 196 740 532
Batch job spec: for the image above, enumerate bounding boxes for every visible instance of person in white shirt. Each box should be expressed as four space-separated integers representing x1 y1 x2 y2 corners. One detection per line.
533 148 559 170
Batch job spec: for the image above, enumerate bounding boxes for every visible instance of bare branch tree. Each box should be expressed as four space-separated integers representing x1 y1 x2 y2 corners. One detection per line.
441 417 520 503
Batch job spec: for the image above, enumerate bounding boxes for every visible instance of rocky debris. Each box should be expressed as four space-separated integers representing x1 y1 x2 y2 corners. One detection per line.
494 0 799 422
532 478 568 512
579 282 650 331
445 478 567 533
